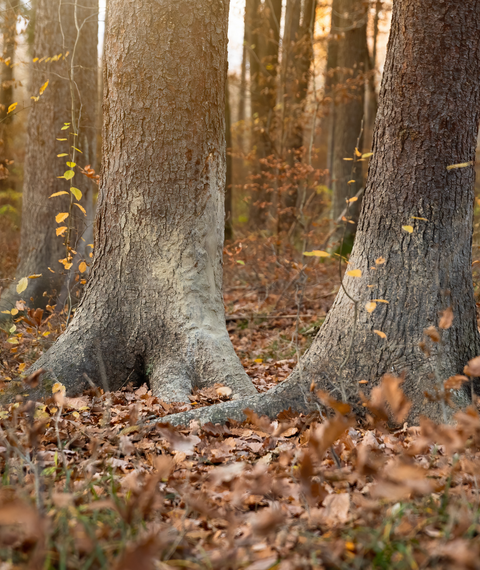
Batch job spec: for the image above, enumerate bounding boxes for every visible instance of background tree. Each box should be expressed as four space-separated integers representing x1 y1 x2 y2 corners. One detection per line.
248 0 282 227
26 0 257 403
0 0 98 316
329 0 368 246
0 1 17 189
165 0 480 426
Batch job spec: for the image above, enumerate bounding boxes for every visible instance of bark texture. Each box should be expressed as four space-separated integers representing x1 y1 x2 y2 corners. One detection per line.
330 0 368 229
28 0 256 403
0 0 97 316
0 0 17 188
278 0 316 232
165 0 480 426
248 0 282 227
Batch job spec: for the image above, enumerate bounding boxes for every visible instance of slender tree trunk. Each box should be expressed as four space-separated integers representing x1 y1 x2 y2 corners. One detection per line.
330 0 368 242
0 0 98 317
237 11 248 154
164 0 480 426
26 0 256 404
0 0 16 189
225 76 233 242
279 0 316 232
248 0 282 228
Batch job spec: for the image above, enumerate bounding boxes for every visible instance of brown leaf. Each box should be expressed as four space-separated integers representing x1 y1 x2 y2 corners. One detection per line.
464 355 480 377
439 307 454 330
444 375 469 391
24 368 44 388
380 374 412 423
424 326 440 342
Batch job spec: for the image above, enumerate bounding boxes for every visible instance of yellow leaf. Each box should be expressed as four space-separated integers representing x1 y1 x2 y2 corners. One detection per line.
56 212 69 223
373 330 387 339
373 299 389 304
304 250 330 257
39 80 49 94
411 216 428 221
347 180 356 184
74 203 86 215
354 147 362 157
70 187 82 201
72 146 82 153
56 226 67 236
64 262 73 270
57 138 67 141
57 153 68 157
1 310 10 314
10 308 18 316
48 267 55 273
347 196 358 203
343 157 353 161
33 57 38 62
64 170 75 180
52 382 66 395
79 261 87 273
446 161 473 171
7 338 18 345
7 102 17 114
346 269 362 278
28 274 42 279
254 358 263 364
402 225 413 233
31 96 39 102
50 191 69 198
375 256 385 265
66 162 76 168
365 301 377 313
362 152 374 159
16 277 28 294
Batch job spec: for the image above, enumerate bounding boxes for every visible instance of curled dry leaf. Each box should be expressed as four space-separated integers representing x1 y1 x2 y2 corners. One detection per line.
439 307 454 330
464 355 480 377
444 375 469 391
424 326 440 342
24 368 45 388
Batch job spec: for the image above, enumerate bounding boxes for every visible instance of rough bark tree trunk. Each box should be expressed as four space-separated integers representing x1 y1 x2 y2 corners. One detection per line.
279 0 316 232
330 0 368 244
0 0 17 190
164 0 480 426
0 0 97 317
27 0 256 403
248 0 282 228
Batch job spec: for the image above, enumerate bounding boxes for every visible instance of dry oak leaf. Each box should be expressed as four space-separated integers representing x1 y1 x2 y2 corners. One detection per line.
314 493 350 526
424 325 440 342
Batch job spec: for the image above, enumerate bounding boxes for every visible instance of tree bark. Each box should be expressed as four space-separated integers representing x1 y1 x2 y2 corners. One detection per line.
26 0 256 404
330 0 368 242
164 0 480 426
0 1 17 189
279 0 316 232
0 0 97 317
248 0 282 228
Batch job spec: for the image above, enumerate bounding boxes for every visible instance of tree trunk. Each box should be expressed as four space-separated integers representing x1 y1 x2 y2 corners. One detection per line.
0 1 17 189
164 0 480 426
225 76 233 242
248 0 282 228
0 0 97 317
279 0 316 232
330 0 368 243
26 0 256 404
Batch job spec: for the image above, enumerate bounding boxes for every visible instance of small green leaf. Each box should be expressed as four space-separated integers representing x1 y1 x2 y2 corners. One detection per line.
64 170 75 180
70 187 82 201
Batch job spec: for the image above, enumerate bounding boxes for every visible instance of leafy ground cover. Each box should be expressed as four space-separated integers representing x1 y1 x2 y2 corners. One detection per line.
1 238 480 568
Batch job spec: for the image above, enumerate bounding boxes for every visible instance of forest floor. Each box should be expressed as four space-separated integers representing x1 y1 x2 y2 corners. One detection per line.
2 232 480 568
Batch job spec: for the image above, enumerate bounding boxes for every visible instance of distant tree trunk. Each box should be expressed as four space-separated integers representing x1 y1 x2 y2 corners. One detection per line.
279 0 316 232
164 0 480 427
26 0 256 404
237 10 248 153
248 0 282 228
364 0 381 155
0 0 98 317
0 1 17 189
225 76 233 241
330 0 368 243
